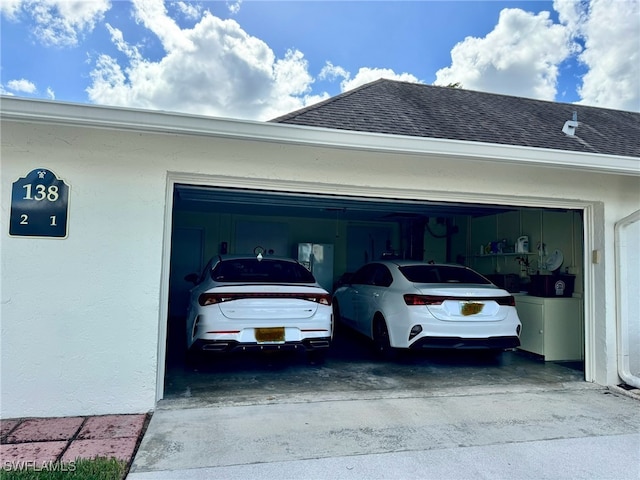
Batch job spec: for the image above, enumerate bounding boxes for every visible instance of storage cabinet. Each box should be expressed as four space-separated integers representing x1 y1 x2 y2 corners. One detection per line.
515 295 583 361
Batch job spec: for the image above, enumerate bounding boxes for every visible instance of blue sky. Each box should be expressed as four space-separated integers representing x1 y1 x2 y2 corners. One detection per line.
1 1 638 121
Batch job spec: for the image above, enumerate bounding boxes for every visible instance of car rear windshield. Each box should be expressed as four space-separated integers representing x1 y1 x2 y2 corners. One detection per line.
399 265 491 284
212 259 316 283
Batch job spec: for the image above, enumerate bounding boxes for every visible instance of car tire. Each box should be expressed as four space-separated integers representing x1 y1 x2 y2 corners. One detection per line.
333 300 343 323
373 315 397 360
332 300 346 335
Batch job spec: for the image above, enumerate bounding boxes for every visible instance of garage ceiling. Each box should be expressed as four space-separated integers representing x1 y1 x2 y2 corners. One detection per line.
174 184 516 221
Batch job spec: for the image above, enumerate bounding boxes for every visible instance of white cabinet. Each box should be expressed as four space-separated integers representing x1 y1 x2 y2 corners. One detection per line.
517 300 544 356
515 295 583 361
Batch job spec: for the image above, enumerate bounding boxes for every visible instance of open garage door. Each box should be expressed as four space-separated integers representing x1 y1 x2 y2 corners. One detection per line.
161 182 587 400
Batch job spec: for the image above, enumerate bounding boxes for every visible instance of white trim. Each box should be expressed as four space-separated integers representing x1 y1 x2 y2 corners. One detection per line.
155 172 597 400
2 96 638 177
156 173 174 402
582 204 597 383
615 209 640 388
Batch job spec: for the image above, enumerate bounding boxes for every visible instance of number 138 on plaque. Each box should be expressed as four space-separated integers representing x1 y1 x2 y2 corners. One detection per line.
10 169 69 238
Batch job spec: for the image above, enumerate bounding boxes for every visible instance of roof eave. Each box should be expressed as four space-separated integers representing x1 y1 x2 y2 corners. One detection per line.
2 96 638 177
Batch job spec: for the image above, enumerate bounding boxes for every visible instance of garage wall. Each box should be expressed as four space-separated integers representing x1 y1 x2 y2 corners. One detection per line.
171 209 401 287
469 209 584 294
422 217 449 263
2 112 639 418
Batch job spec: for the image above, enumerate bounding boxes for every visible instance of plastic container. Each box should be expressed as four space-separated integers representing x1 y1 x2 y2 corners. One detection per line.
528 274 575 297
516 236 529 253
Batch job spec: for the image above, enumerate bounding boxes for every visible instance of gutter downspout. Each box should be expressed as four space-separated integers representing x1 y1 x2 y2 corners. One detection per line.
614 209 640 389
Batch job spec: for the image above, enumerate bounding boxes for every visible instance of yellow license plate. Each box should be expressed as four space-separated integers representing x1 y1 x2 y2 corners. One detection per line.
255 327 285 343
461 302 484 316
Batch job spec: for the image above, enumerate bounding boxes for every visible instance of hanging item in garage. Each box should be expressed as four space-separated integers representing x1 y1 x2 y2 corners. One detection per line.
9 168 69 238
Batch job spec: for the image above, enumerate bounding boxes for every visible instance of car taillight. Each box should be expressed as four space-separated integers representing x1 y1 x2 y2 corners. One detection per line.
199 292 332 306
403 294 515 306
403 294 447 305
495 296 516 306
199 294 227 306
315 294 332 306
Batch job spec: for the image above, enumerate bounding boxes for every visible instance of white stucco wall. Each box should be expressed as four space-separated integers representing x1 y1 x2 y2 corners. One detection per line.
1 127 167 418
1 100 638 418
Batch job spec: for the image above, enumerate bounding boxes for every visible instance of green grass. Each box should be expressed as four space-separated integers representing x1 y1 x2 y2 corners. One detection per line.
0 458 127 480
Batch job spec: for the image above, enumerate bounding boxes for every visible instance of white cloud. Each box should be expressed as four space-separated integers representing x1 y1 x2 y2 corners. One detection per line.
46 87 55 99
87 0 322 120
552 0 586 32
434 1 639 111
320 62 421 92
574 0 640 112
173 1 201 21
9 0 632 119
434 8 577 101
0 0 22 19
319 62 349 82
1 0 111 46
7 78 37 93
340 67 421 92
227 0 242 15
106 23 141 60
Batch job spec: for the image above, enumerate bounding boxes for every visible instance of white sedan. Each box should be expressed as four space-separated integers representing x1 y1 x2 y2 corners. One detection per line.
185 255 333 361
332 261 521 357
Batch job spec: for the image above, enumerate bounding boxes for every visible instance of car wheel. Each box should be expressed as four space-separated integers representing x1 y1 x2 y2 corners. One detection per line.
332 300 341 322
332 300 346 334
373 315 397 360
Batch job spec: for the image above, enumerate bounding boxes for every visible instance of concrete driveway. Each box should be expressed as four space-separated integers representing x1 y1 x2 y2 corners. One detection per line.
129 328 640 479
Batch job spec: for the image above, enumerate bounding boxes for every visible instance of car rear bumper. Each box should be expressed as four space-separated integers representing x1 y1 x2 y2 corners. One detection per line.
191 337 331 353
409 335 521 350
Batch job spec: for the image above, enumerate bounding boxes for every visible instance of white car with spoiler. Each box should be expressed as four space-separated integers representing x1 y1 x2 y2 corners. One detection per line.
332 261 521 357
185 255 333 361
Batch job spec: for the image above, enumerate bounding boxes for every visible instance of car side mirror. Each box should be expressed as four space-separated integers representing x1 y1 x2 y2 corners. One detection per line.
184 273 199 284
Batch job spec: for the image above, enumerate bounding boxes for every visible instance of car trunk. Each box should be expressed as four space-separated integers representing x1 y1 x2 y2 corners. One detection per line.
414 283 509 322
212 284 324 320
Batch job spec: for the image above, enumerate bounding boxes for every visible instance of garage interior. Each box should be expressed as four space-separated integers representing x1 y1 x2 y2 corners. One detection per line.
163 184 586 401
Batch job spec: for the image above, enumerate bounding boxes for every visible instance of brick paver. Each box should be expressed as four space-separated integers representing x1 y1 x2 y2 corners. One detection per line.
62 437 139 462
77 414 145 439
1 441 68 464
0 414 147 470
0 419 20 439
6 417 84 443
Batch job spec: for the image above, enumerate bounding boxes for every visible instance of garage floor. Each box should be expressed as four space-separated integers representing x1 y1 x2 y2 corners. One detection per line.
163 324 585 408
132 326 640 480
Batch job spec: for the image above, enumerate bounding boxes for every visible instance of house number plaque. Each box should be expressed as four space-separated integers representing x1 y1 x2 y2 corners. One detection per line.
9 168 69 238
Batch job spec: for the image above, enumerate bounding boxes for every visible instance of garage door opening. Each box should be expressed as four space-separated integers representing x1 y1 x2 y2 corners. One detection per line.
161 183 586 401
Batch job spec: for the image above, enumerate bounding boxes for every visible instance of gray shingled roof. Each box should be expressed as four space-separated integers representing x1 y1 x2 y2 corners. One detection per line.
271 79 640 158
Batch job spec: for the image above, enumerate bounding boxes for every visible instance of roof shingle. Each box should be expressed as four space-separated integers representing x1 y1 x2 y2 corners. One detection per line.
271 79 640 158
